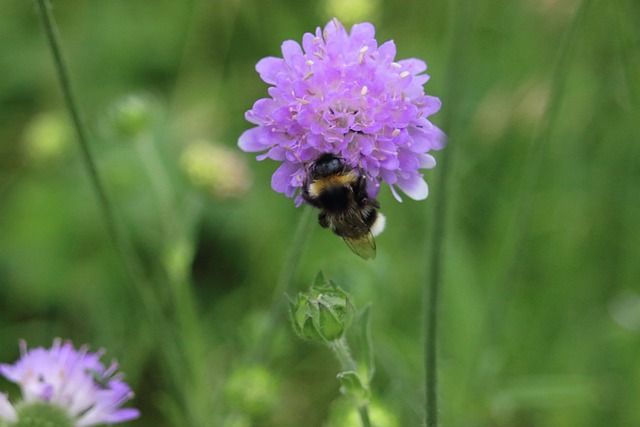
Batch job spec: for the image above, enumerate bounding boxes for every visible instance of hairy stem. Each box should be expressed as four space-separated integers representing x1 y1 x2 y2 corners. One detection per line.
328 336 357 371
34 0 164 325
328 337 372 427
33 0 195 417
35 0 113 240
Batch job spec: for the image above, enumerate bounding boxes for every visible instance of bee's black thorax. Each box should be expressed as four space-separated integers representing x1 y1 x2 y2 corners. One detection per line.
315 183 354 213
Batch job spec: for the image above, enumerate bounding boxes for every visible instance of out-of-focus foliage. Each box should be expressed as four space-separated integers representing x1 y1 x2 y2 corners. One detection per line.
1 0 639 426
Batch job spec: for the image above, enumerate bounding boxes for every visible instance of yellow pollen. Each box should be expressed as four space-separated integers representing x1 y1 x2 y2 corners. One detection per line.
400 71 410 78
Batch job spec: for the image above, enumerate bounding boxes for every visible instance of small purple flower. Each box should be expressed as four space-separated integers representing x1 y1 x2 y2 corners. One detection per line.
0 339 140 426
239 18 445 204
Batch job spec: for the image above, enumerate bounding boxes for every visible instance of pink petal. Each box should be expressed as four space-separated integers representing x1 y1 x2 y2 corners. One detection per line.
397 175 429 200
256 57 284 85
281 40 303 65
238 127 267 152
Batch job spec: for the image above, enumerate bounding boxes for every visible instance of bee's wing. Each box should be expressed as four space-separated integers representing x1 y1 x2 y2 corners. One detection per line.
342 231 376 260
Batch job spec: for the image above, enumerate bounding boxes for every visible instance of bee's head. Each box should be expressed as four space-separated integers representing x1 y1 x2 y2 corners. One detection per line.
311 153 348 179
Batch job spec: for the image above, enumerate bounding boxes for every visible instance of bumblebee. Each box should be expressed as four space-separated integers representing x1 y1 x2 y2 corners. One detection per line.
302 153 386 260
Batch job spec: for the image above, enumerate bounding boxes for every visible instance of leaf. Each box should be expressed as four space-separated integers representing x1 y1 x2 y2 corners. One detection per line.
337 371 370 404
353 304 376 382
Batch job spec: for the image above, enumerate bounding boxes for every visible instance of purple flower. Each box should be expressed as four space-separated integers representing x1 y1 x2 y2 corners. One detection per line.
0 339 140 426
239 18 445 204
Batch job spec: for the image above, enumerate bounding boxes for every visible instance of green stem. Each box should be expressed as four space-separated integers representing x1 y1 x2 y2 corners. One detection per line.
33 0 192 417
328 336 357 371
500 0 591 269
272 206 315 302
135 136 178 235
33 0 162 322
357 406 372 427
424 0 475 425
34 0 113 240
424 123 447 427
488 0 593 334
252 206 316 361
132 116 211 425
328 337 371 427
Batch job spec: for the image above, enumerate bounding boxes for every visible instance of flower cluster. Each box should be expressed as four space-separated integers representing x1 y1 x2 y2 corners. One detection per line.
0 339 139 427
239 18 445 204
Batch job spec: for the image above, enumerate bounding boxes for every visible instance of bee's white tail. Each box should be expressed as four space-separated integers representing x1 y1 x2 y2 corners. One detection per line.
370 213 386 237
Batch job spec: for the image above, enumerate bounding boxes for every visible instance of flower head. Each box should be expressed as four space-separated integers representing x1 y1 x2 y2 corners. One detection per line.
239 18 445 204
0 339 140 427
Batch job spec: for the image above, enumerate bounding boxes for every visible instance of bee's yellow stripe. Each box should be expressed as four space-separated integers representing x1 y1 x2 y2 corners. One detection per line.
309 171 356 198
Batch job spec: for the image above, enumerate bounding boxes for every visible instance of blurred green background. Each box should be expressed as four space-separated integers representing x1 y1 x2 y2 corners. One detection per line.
1 0 639 426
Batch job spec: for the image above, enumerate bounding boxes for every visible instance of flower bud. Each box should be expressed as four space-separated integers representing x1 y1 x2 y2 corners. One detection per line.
180 139 252 199
23 112 71 164
224 365 279 417
289 273 356 343
323 0 381 24
107 93 158 140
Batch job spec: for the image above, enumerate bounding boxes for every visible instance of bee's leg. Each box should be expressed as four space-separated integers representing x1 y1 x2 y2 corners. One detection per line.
301 175 315 205
302 186 323 209
318 212 330 228
354 174 369 203
354 166 382 208
301 184 312 203
354 173 380 209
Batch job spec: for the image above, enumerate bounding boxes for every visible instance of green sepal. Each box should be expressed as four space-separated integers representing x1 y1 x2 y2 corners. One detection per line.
313 271 327 287
14 402 73 427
